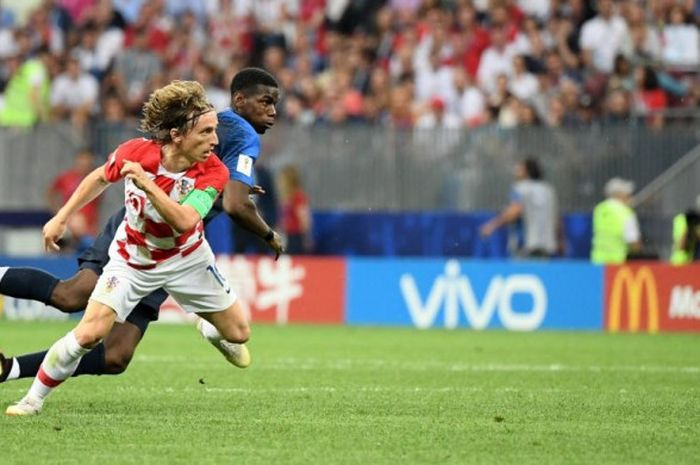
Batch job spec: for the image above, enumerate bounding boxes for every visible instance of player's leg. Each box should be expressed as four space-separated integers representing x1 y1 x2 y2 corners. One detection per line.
196 300 251 368
5 258 156 415
0 292 164 382
0 266 64 307
5 301 117 416
167 246 251 367
0 266 96 312
0 208 125 312
99 288 163 374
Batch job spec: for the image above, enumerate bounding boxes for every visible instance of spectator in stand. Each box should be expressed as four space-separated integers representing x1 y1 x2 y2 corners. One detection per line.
100 92 127 123
113 27 163 113
0 0 698 130
545 95 565 127
279 165 312 255
26 1 69 55
608 54 635 92
164 10 206 77
388 74 416 128
518 0 550 21
282 92 315 125
498 95 520 128
508 54 539 100
477 27 515 94
622 1 661 65
661 5 699 67
454 67 488 127
416 96 461 129
453 3 491 79
516 100 541 126
0 1 16 28
46 148 100 252
111 0 145 25
414 45 458 106
0 41 51 128
365 66 391 121
192 61 228 111
603 88 632 124
579 0 629 73
633 65 667 128
487 73 511 118
50 53 98 129
559 78 582 118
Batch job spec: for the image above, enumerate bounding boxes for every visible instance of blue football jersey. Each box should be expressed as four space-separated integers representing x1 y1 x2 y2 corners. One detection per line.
215 108 260 187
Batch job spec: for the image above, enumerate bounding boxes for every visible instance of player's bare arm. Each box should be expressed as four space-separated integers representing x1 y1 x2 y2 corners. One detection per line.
120 160 201 233
480 202 524 237
43 166 111 252
223 178 284 258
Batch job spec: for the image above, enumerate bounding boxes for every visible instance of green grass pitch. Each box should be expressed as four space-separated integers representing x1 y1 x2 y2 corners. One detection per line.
0 321 698 465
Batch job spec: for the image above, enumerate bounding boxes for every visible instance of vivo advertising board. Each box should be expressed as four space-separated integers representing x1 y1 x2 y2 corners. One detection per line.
347 259 603 330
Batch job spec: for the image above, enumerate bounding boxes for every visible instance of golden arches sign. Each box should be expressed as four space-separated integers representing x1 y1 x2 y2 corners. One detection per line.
608 266 659 333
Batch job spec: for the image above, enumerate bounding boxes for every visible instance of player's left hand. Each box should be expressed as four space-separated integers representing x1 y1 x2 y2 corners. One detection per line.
121 161 149 190
43 216 67 252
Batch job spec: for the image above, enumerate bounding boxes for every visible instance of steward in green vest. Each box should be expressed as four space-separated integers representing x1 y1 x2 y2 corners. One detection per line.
0 51 50 128
591 178 641 264
670 208 700 265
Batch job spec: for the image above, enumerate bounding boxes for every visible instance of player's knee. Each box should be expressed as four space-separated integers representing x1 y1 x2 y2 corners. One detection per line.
51 279 93 312
103 349 133 374
74 331 104 349
225 325 250 344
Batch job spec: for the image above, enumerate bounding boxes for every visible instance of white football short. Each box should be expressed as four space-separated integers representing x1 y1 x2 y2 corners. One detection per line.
90 242 237 323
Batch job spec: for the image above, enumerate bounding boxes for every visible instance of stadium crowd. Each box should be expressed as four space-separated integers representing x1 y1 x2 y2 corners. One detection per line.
0 0 699 132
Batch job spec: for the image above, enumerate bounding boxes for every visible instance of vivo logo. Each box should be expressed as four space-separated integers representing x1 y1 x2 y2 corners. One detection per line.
400 260 547 330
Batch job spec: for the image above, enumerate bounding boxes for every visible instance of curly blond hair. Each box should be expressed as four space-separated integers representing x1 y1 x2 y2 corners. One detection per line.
140 80 214 143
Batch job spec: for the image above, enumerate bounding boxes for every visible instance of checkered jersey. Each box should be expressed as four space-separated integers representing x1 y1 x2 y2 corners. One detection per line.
104 138 228 269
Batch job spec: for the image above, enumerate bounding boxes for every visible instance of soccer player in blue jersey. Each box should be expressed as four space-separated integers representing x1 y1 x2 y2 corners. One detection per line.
0 68 284 384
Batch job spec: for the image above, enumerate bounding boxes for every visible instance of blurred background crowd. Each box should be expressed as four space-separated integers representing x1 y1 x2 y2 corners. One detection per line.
0 0 699 133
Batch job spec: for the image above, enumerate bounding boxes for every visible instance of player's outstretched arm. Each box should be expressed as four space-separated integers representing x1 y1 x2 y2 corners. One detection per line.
44 166 111 252
121 161 201 233
479 202 523 237
222 179 284 259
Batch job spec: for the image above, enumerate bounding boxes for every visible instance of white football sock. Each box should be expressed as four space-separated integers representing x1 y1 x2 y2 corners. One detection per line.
7 358 20 380
198 318 222 341
27 331 90 401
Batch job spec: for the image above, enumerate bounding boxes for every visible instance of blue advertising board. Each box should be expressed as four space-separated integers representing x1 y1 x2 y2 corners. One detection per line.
0 256 78 278
347 259 603 330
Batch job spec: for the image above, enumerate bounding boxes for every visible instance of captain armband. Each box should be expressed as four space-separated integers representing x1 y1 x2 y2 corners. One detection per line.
181 187 219 218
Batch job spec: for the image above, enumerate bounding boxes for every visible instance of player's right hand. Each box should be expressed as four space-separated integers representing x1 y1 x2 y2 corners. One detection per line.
43 216 67 252
267 230 285 260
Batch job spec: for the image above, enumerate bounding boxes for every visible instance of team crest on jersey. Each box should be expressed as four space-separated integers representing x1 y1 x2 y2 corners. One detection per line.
177 178 194 199
104 276 119 293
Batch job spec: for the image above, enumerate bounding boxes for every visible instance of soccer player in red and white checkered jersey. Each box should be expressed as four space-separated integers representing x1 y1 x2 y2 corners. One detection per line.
6 81 251 416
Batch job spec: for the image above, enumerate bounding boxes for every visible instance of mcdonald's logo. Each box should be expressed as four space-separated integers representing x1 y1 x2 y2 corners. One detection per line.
608 266 659 333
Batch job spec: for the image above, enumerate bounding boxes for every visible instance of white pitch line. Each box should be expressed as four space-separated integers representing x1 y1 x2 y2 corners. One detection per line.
111 385 566 394
132 355 700 374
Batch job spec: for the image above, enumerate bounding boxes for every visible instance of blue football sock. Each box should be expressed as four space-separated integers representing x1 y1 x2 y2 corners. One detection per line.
16 343 107 379
0 267 59 304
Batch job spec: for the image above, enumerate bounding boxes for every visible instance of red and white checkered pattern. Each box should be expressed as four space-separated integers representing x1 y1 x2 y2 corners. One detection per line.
104 138 228 269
